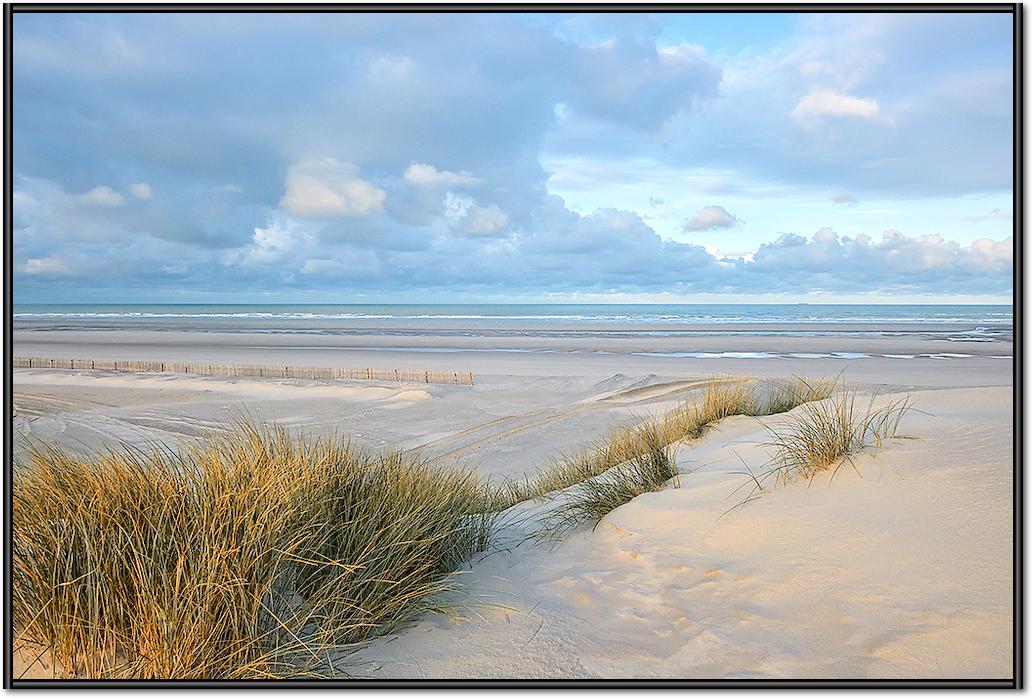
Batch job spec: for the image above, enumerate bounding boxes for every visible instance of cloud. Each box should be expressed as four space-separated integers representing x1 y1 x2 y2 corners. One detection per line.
683 205 739 232
460 204 508 237
222 217 314 268
561 39 722 129
791 89 881 123
831 192 858 205
743 227 1012 293
81 185 123 207
281 160 386 218
22 256 79 276
440 192 509 237
129 182 153 199
403 163 480 188
646 13 1012 197
12 199 1014 299
10 13 1014 301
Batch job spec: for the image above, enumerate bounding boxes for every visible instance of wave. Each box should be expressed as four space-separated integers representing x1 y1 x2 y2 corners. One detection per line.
14 311 1014 324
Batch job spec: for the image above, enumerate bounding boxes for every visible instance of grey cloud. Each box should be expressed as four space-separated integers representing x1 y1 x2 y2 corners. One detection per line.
11 13 1012 302
14 211 1013 301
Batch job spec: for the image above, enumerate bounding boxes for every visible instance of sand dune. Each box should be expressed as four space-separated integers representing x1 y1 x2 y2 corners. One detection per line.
345 387 1013 679
11 325 1014 680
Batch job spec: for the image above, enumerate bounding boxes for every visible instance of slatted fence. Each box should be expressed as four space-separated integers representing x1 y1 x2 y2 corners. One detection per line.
13 356 474 385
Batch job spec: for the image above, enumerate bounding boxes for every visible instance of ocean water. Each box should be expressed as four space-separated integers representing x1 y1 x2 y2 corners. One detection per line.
13 304 1014 360
12 303 1014 325
13 303 1013 346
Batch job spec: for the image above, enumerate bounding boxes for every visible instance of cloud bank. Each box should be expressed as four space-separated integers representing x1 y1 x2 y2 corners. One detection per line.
11 12 1013 302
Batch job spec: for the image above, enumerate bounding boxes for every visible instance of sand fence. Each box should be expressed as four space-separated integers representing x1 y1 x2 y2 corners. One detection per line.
13 356 474 386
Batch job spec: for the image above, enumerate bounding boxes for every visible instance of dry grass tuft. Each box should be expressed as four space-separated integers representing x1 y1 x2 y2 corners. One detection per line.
13 422 494 679
762 389 912 484
754 375 837 416
493 375 836 510
538 423 677 541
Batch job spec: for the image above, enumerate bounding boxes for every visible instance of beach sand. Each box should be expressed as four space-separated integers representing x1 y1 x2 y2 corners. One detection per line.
11 326 1015 680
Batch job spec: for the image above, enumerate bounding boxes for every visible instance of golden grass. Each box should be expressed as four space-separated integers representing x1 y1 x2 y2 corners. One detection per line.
13 423 494 679
11 374 846 678
762 388 912 484
538 423 678 541
493 375 835 509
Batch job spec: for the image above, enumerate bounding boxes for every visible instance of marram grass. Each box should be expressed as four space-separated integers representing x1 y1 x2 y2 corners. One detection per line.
12 375 849 679
493 375 836 509
762 388 913 484
514 376 837 539
538 422 678 541
721 388 913 517
13 423 494 679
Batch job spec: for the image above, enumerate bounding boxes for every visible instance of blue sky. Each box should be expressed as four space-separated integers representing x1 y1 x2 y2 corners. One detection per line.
13 11 1014 303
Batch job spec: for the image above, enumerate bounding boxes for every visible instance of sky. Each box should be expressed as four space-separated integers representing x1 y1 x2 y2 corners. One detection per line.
12 11 1015 304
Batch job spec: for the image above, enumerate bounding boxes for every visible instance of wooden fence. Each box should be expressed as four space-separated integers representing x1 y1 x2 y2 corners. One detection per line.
13 356 474 386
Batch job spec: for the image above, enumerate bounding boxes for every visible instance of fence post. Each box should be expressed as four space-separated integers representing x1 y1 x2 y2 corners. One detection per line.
13 357 477 387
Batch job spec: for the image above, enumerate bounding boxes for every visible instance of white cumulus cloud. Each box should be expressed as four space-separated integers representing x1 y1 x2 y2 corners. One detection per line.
441 192 508 237
281 159 386 218
23 256 78 275
404 163 480 188
223 218 314 267
461 204 509 237
81 185 123 207
792 89 881 122
683 205 739 232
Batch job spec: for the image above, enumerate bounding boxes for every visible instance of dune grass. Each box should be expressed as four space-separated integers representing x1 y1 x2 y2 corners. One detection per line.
761 389 912 484
13 423 494 679
538 423 678 541
493 375 835 510
12 374 846 678
755 375 837 416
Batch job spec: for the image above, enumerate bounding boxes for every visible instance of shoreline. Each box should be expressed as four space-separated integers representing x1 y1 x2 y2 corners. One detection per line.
13 325 1015 361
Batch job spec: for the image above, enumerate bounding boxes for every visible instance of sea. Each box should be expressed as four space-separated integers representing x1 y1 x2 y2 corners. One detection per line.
11 303 1013 322
12 303 1014 361
12 303 1012 335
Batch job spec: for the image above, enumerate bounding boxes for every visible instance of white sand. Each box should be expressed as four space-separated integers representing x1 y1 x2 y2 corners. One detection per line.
344 387 1013 679
11 328 1014 680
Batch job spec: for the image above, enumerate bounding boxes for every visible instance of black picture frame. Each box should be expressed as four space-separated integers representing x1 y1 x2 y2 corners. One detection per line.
3 3 1022 688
